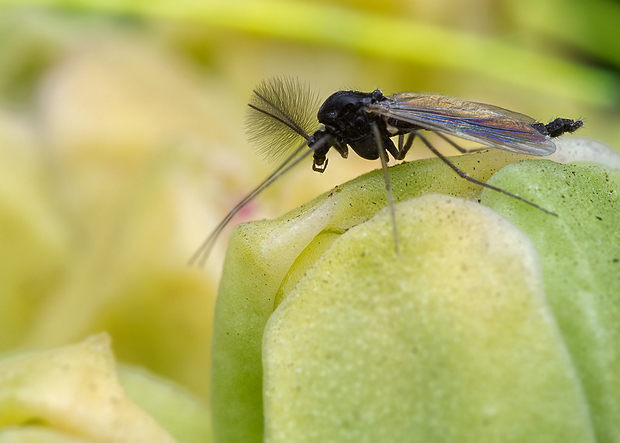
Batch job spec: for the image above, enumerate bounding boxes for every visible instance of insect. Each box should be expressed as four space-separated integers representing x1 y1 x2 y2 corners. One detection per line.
189 77 583 266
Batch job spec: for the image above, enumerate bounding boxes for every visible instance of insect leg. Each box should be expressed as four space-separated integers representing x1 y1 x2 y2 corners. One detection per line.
396 133 416 160
415 131 558 217
312 158 329 173
434 132 489 154
371 121 399 254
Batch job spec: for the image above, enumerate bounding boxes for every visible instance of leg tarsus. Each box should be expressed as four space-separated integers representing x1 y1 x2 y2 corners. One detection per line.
415 131 557 216
312 158 328 173
434 132 488 154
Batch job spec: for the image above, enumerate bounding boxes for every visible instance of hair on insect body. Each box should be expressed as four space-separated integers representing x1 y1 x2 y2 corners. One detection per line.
189 77 583 266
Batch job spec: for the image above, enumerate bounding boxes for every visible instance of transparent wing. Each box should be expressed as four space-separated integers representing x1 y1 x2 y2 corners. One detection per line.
370 93 556 155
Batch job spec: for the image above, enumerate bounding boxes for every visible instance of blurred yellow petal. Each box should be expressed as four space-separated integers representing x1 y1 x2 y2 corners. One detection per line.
0 31 235 400
0 110 69 349
0 334 175 442
118 366 212 443
0 427 91 443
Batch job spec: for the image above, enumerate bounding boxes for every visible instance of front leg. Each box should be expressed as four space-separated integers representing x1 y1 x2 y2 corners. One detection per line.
312 157 328 173
313 140 348 173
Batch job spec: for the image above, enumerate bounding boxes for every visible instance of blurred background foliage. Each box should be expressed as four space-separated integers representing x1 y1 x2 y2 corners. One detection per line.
0 0 618 404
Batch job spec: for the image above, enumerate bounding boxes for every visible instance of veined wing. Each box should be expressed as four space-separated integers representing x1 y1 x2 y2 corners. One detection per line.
369 92 556 155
